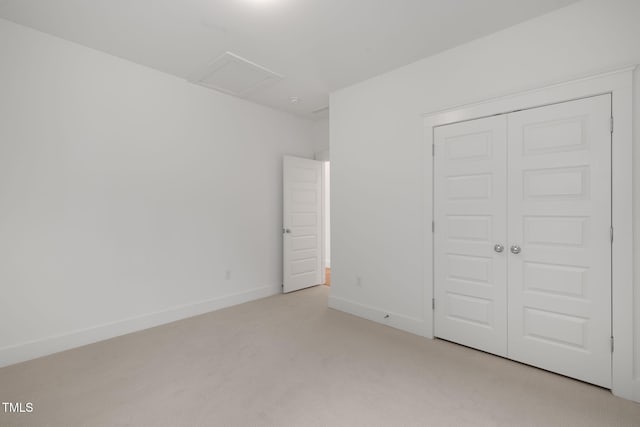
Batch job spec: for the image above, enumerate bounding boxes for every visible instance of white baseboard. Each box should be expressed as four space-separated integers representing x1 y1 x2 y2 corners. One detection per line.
633 380 640 402
0 286 276 368
328 295 426 337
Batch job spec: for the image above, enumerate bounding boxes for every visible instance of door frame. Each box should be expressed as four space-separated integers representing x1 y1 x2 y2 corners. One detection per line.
315 150 330 286
282 155 324 292
423 66 635 400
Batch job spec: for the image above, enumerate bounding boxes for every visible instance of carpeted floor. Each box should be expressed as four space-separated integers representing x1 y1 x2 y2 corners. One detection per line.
1 285 639 426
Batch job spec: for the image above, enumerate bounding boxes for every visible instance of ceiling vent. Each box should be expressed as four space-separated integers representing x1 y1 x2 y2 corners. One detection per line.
190 52 283 96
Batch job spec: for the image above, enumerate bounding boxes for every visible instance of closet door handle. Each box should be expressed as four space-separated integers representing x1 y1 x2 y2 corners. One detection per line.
494 244 504 253
510 245 521 255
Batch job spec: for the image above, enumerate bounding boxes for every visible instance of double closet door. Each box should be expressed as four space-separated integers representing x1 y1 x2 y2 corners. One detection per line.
433 94 612 388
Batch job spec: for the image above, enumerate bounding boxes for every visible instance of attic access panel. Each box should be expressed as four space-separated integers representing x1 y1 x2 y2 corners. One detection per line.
191 52 283 96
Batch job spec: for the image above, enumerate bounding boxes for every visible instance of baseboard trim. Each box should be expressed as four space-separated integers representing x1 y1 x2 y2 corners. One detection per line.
0 286 276 368
633 380 640 402
328 295 426 337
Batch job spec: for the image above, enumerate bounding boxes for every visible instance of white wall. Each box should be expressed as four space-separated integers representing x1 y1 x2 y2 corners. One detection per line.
330 0 640 396
311 118 330 159
0 19 314 366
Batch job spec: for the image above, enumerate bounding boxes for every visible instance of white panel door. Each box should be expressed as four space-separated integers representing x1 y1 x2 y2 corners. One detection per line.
434 115 508 357
283 156 323 293
506 95 612 387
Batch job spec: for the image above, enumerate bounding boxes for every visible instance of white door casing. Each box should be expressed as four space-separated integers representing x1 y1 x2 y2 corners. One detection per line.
434 115 508 356
506 95 612 387
283 156 323 293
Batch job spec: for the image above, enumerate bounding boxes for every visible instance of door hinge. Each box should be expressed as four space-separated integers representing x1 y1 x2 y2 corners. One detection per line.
610 226 614 244
432 298 435 310
610 336 614 353
610 116 614 134
432 221 435 233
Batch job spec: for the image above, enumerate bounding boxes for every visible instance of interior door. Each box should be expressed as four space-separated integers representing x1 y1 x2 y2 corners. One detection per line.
283 156 323 293
433 115 508 356
506 95 612 387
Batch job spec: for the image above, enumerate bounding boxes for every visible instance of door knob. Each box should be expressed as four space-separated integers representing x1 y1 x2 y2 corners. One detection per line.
510 245 521 255
494 244 504 253
283 228 291 234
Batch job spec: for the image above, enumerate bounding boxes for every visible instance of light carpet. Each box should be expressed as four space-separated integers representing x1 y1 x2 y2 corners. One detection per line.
1 285 639 426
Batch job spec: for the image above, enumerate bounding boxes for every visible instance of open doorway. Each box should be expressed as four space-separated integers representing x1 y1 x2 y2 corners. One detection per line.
282 155 329 293
323 161 331 286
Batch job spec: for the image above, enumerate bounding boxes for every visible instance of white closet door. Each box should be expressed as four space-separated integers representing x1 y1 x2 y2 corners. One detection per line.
506 95 612 387
434 115 508 357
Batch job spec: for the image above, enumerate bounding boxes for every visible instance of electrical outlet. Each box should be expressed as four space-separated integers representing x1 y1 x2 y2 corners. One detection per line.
225 270 231 280
356 276 362 287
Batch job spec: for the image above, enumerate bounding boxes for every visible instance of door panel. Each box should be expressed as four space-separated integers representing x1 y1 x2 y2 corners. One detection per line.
434 115 508 357
283 156 323 293
507 95 612 387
